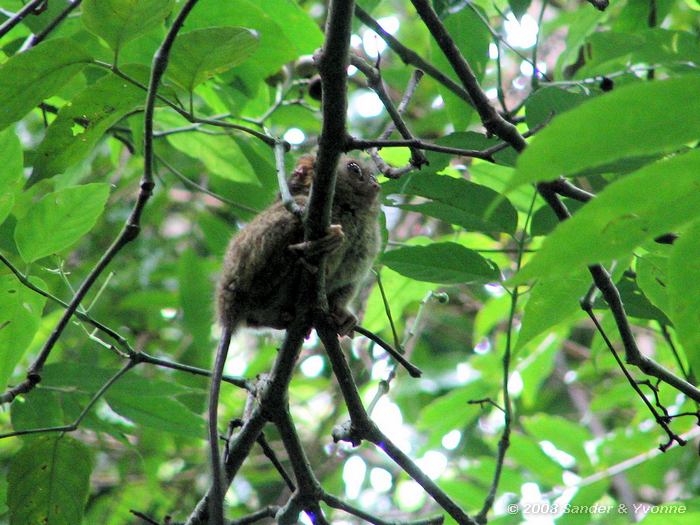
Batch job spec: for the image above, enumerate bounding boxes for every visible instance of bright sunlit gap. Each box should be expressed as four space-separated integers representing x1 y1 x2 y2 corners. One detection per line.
360 16 400 58
416 450 448 480
369 468 393 493
283 127 306 145
351 89 385 118
442 429 462 450
504 13 539 49
300 354 325 377
343 455 367 499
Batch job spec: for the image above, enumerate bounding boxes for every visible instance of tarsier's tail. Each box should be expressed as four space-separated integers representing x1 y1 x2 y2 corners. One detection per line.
208 320 237 525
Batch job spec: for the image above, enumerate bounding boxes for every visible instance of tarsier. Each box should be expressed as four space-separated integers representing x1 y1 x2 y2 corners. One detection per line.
207 155 381 521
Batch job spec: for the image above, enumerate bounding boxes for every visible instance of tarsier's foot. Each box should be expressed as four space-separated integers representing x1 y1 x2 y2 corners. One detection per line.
288 224 344 257
331 308 357 337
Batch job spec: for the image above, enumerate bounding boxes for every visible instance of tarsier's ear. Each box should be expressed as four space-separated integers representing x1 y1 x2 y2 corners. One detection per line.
288 155 315 195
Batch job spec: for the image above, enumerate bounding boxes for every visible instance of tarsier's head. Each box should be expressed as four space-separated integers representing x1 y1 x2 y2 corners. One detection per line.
290 155 380 210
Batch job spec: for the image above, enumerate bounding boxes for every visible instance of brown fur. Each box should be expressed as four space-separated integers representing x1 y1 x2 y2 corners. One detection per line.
217 155 381 334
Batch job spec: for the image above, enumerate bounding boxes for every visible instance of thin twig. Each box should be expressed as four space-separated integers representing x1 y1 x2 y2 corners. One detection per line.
26 0 83 48
156 154 259 214
0 362 135 440
350 55 427 168
370 69 425 178
0 0 45 39
354 325 422 378
275 140 304 217
355 6 475 109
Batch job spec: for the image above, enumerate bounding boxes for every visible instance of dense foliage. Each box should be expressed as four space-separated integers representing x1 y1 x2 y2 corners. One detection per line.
0 0 699 524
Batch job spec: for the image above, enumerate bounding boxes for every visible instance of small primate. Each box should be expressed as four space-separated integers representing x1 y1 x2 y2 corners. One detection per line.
207 155 381 523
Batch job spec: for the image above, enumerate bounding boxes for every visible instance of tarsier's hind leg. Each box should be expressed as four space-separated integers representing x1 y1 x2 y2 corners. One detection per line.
327 283 358 336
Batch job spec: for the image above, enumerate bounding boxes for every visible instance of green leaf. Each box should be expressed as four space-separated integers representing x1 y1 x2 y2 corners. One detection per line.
168 27 259 92
530 199 585 237
509 0 532 19
668 219 700 375
42 362 197 397
107 395 206 438
160 112 259 184
382 243 500 284
0 192 14 228
0 128 23 188
420 132 518 169
383 172 518 234
11 390 65 433
508 76 700 189
179 249 213 352
431 7 490 130
82 0 174 52
0 38 90 131
524 86 589 129
417 380 490 436
516 270 589 350
186 0 311 77
592 272 670 323
511 149 700 284
362 267 433 334
14 183 110 263
82 0 174 53
0 275 47 393
522 415 593 469
8 436 93 525
636 252 670 314
508 433 563 486
30 65 151 184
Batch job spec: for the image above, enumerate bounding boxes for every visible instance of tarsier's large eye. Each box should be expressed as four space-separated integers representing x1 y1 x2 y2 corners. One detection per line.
346 161 363 179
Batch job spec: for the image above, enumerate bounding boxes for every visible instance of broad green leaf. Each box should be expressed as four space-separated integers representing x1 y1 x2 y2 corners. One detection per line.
0 275 47 393
578 29 700 78
8 436 92 525
420 132 518 169
518 332 561 409
524 86 589 129
362 267 433 334
516 270 589 350
159 111 258 184
187 0 306 76
0 193 14 227
668 219 700 375
179 249 213 352
521 414 593 471
258 0 323 52
168 27 258 92
11 390 65 433
508 76 700 189
42 362 197 397
0 38 90 131
636 253 670 314
511 149 700 284
82 0 174 53
530 200 585 237
508 433 564 486
592 273 670 324
30 65 151 184
107 395 206 438
382 243 500 284
509 0 532 19
431 7 490 130
14 183 110 263
417 380 490 436
383 172 518 234
0 128 23 188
